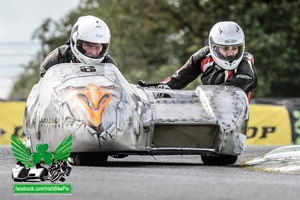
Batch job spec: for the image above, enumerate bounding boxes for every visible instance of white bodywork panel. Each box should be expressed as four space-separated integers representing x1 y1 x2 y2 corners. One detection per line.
24 63 249 156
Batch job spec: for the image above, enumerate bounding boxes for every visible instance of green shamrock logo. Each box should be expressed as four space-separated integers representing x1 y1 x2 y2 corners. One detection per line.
31 144 54 166
11 134 72 169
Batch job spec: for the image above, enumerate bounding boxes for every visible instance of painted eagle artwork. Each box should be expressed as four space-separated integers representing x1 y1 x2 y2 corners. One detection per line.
23 63 249 166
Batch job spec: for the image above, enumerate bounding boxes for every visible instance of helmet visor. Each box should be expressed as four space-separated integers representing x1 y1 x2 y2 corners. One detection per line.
77 40 109 59
212 44 244 63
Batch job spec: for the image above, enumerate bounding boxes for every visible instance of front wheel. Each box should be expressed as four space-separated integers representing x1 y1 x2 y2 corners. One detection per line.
71 152 108 166
201 155 238 166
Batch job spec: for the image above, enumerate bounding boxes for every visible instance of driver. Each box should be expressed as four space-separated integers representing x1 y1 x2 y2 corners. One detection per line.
40 15 117 77
140 21 258 102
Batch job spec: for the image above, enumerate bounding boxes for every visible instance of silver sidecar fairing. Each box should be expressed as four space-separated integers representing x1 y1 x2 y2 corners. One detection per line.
23 63 249 157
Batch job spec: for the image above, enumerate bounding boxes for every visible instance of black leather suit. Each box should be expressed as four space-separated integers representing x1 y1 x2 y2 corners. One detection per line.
161 46 258 101
40 43 116 77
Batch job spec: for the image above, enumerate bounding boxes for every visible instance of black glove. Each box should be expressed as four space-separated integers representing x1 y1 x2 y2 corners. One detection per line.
138 80 171 98
138 80 171 89
138 80 160 87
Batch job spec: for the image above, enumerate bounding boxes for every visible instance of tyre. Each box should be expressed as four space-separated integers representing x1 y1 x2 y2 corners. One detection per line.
71 153 81 165
71 153 108 166
201 155 238 166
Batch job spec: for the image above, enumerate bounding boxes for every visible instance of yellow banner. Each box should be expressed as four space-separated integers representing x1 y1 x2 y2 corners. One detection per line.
0 102 293 145
0 102 26 145
247 104 292 145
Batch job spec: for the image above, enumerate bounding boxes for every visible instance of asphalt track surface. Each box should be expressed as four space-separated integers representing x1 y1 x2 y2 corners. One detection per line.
1 145 299 200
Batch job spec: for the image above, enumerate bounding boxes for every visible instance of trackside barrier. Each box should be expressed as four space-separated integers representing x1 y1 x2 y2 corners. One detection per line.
0 102 26 145
247 104 292 145
249 98 300 145
0 100 299 145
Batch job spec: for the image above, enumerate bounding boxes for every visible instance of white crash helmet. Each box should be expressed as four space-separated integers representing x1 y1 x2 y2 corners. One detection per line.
70 15 111 64
209 21 245 70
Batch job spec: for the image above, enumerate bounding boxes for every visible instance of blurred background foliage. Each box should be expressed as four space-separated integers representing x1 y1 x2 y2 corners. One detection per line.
8 0 300 100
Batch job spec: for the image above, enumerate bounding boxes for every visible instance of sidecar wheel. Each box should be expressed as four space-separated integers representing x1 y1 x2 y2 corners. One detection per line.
201 155 238 165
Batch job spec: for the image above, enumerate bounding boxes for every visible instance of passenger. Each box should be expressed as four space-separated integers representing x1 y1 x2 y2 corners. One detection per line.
139 21 258 101
40 15 116 77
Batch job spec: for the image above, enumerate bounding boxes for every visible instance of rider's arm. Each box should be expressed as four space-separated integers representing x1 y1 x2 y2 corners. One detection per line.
40 45 72 77
160 47 207 89
103 55 117 67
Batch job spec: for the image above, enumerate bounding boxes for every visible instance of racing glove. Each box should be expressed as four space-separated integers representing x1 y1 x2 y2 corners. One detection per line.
138 80 171 98
138 80 170 89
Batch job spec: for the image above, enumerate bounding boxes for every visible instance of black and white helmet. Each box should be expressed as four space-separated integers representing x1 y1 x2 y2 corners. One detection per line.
70 15 111 64
209 21 245 70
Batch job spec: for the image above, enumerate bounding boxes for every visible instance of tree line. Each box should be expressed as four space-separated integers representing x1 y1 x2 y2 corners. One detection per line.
9 0 300 100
